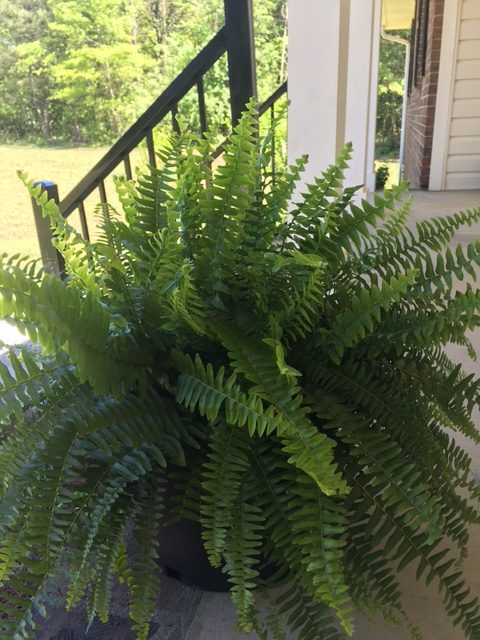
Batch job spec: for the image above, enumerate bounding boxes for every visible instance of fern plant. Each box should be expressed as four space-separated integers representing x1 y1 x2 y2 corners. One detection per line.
0 104 479 639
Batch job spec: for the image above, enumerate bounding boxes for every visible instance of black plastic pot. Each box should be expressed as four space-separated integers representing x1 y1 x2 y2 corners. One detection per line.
155 477 230 592
156 480 276 592
157 515 231 592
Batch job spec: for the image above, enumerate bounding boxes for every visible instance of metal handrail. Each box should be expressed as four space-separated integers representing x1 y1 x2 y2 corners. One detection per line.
258 80 287 116
32 0 289 277
211 80 288 160
59 29 227 218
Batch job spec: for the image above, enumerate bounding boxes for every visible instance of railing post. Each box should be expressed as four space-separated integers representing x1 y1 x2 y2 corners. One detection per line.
223 0 257 126
31 181 65 278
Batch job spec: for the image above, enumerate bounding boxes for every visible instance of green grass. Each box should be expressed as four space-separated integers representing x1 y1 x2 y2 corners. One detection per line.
0 145 146 259
0 146 402 261
0 145 108 258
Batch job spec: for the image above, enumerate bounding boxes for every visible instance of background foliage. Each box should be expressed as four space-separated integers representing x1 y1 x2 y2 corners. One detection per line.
0 0 287 145
0 0 404 153
376 31 409 158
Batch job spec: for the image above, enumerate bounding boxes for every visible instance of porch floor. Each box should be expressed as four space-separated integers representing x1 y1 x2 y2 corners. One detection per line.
0 189 479 640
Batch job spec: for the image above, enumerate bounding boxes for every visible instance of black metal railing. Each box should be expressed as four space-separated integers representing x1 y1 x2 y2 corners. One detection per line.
31 0 287 276
211 79 287 161
59 29 227 223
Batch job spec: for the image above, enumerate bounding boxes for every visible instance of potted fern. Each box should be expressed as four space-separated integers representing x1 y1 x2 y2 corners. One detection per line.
0 105 479 640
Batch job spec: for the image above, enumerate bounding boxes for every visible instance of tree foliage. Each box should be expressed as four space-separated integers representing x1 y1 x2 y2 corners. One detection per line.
0 107 479 639
0 0 287 145
376 30 410 158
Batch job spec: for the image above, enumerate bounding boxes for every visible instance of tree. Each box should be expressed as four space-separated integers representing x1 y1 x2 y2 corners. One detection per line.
375 31 409 158
0 0 287 146
49 0 155 142
0 0 55 143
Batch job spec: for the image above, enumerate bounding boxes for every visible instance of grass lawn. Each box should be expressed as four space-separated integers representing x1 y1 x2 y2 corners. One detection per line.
0 145 146 259
0 146 402 262
0 145 108 258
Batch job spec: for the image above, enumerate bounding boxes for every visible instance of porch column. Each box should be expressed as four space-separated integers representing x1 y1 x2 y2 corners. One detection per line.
287 0 382 193
344 0 382 192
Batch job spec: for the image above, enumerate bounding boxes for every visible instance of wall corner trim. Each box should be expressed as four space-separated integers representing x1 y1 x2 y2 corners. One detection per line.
429 0 461 191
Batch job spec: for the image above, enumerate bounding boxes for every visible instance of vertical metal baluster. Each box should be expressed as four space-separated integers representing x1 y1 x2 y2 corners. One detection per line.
197 78 207 134
98 180 109 219
171 103 180 134
31 181 65 278
271 103 276 184
124 154 133 180
224 0 257 127
78 201 90 241
98 180 107 205
146 130 156 168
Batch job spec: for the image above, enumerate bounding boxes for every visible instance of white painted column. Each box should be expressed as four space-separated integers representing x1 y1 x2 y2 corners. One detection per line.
287 0 350 188
344 0 382 192
287 0 382 193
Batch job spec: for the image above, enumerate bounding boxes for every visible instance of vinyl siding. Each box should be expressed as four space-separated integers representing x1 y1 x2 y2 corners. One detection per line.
446 0 480 189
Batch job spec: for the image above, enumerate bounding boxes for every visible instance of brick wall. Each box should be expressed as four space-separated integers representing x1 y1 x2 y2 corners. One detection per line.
404 0 445 189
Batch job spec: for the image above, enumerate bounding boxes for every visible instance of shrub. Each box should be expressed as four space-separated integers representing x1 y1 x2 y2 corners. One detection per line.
0 105 479 639
375 163 390 190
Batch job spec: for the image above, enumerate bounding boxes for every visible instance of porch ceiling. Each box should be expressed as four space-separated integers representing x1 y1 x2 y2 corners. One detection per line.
382 0 415 30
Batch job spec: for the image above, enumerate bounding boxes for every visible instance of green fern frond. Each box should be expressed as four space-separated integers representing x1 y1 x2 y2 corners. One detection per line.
314 394 445 544
0 252 44 282
223 476 264 632
200 421 250 567
325 270 417 363
288 473 353 633
168 450 204 523
0 367 81 496
280 143 353 252
0 419 79 639
159 260 208 336
249 442 349 638
387 354 480 444
370 285 480 356
344 465 480 639
132 138 182 234
257 154 309 251
89 513 125 624
2 107 479 640
124 477 164 640
302 354 478 552
79 389 195 467
359 207 480 287
345 482 405 619
67 447 153 608
275 580 348 640
0 265 148 394
21 174 102 292
407 241 480 300
320 191 396 263
0 346 70 422
196 102 259 307
271 254 327 344
214 322 348 496
174 350 285 437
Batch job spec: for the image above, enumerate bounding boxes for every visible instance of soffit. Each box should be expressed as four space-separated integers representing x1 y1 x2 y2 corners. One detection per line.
382 0 415 29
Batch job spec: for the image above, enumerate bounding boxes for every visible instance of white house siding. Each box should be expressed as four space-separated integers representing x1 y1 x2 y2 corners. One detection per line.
445 0 480 189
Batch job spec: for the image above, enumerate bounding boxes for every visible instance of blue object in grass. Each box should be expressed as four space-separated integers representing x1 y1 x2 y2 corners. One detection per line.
33 180 56 189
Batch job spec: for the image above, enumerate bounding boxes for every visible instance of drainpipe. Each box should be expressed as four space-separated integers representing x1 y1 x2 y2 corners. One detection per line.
380 28 410 182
